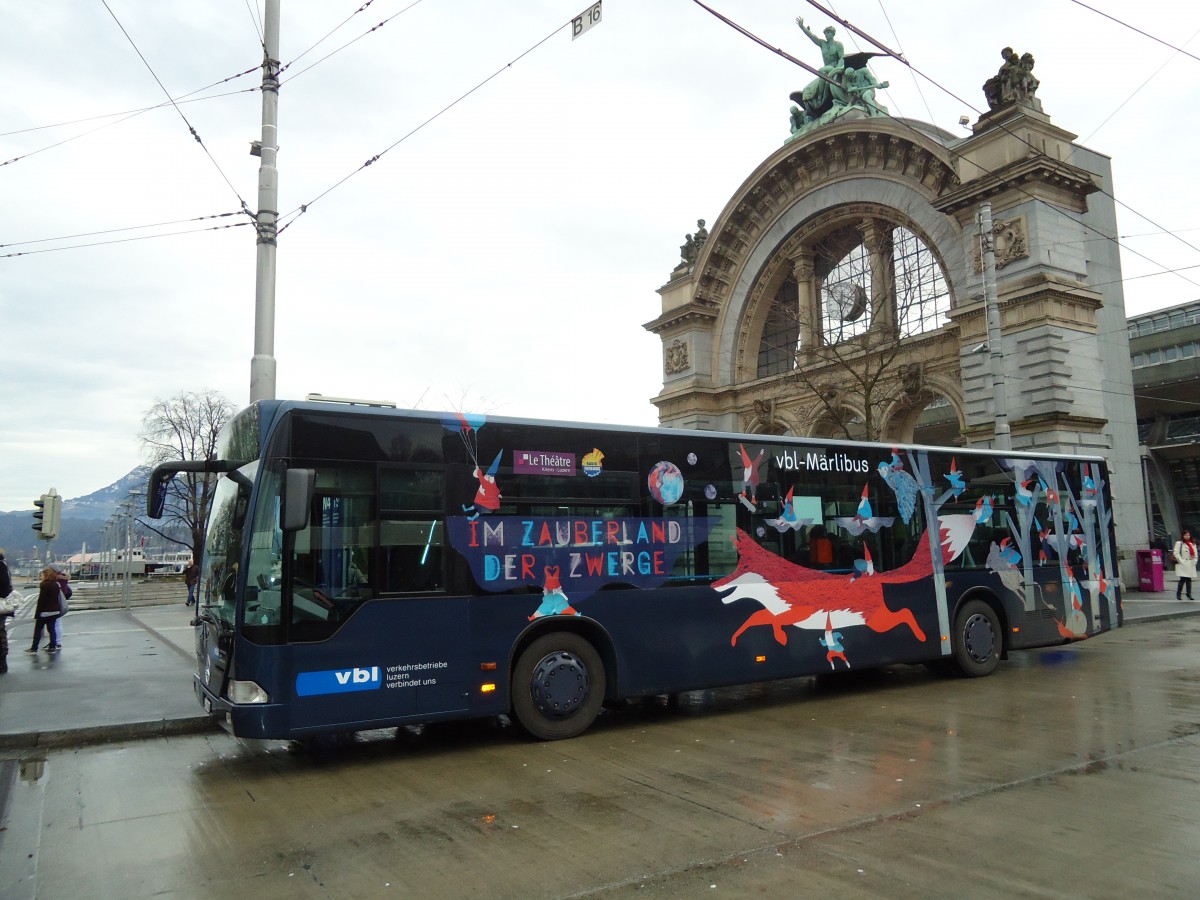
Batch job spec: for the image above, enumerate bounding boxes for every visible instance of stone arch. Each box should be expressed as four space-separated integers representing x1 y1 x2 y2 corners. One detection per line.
741 400 805 436
647 101 1148 585
732 203 955 384
800 397 870 441
686 121 964 389
881 372 966 445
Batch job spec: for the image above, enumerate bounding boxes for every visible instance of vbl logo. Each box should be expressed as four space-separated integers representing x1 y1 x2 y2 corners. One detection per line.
296 666 381 697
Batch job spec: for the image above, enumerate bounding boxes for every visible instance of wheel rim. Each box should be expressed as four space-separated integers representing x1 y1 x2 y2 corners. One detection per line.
528 650 590 720
963 612 996 664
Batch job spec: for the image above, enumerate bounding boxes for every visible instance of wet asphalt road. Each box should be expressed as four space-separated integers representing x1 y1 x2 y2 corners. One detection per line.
3 617 1199 899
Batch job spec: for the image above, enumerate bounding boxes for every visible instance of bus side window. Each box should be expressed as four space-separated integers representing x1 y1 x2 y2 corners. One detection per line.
290 467 375 637
381 520 445 593
379 468 446 594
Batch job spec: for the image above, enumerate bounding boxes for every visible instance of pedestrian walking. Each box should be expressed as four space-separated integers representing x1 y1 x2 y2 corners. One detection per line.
1173 529 1197 601
27 566 63 653
183 560 200 606
0 548 13 673
50 563 71 648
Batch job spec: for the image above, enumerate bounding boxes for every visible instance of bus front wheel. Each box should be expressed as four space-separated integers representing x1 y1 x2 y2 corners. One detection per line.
952 599 1001 678
511 633 605 741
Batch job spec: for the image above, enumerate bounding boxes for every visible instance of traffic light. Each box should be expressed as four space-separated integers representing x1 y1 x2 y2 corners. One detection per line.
32 490 62 540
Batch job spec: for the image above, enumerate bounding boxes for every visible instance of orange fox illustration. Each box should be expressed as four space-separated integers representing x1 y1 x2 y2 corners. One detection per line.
715 519 974 647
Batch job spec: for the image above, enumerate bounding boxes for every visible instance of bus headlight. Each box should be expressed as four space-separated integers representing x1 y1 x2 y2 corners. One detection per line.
228 680 270 704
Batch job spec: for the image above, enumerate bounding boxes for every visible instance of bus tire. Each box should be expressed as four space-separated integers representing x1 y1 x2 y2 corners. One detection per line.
951 599 1001 678
511 632 605 741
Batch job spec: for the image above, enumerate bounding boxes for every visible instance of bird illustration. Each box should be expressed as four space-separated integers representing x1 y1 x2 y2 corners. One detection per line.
852 545 875 580
765 486 814 533
833 484 895 535
1081 474 1098 507
998 536 1021 567
1055 573 1089 639
973 495 994 524
1015 479 1036 508
1037 475 1059 505
944 457 966 497
878 457 920 524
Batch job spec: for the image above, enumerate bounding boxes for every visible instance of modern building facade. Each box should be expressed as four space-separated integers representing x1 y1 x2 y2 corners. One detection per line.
1130 300 1200 543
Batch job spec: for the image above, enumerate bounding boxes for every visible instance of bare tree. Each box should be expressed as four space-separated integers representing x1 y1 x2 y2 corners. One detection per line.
140 390 236 558
768 224 950 442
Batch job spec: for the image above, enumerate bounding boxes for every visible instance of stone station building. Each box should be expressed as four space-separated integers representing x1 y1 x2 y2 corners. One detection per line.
645 39 1147 584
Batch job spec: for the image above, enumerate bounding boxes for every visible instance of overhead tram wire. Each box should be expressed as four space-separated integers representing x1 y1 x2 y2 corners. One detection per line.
277 0 429 85
797 0 1200 284
1068 0 1200 65
691 0 1195 296
278 14 565 234
1 0 412 166
101 0 253 219
691 2 1200 317
0 218 252 260
0 211 246 253
871 0 935 126
3 1 424 250
0 72 260 168
2 0 407 151
1075 30 1198 147
244 0 265 44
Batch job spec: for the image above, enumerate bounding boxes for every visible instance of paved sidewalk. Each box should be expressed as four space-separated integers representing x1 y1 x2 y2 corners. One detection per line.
2 582 1199 751
0 600 215 750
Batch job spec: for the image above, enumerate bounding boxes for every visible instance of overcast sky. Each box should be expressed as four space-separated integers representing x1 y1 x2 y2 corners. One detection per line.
2 0 1198 514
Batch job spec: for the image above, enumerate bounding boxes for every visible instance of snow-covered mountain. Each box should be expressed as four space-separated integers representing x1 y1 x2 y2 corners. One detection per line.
61 466 153 519
0 467 152 555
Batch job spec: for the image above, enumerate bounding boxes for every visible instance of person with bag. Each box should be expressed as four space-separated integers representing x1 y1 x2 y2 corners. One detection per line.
27 566 63 653
0 548 13 673
1173 529 1197 601
50 563 71 649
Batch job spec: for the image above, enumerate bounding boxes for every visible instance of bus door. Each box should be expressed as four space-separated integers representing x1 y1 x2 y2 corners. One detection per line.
285 468 472 723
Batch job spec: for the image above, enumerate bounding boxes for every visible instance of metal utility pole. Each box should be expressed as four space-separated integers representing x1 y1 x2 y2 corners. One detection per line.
250 0 281 403
979 202 1012 451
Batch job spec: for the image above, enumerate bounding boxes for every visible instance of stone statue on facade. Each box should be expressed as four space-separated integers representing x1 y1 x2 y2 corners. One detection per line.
788 17 890 141
678 218 709 268
982 47 1040 110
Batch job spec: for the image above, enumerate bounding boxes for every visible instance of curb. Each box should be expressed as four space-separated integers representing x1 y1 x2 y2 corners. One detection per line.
1125 610 1200 625
0 716 220 751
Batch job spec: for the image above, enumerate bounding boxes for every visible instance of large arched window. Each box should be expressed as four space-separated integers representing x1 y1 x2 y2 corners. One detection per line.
819 223 949 345
757 278 799 377
753 217 952 378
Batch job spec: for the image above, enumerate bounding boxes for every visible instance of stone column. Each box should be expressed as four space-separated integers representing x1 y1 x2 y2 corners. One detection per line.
862 218 896 335
791 252 820 351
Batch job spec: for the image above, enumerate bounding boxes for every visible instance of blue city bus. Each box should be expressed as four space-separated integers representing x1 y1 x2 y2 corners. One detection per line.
147 397 1122 742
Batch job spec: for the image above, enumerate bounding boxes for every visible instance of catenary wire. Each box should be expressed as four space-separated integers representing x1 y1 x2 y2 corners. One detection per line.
101 0 253 218
0 220 251 259
0 211 245 251
278 0 428 86
792 0 1200 290
277 14 566 233
1068 0 1200 65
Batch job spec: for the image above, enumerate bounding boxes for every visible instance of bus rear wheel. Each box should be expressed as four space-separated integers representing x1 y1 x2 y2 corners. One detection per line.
511 633 605 741
952 599 1001 677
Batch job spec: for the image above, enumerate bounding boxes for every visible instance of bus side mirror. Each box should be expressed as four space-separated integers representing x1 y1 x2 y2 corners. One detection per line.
283 468 315 532
147 466 176 519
